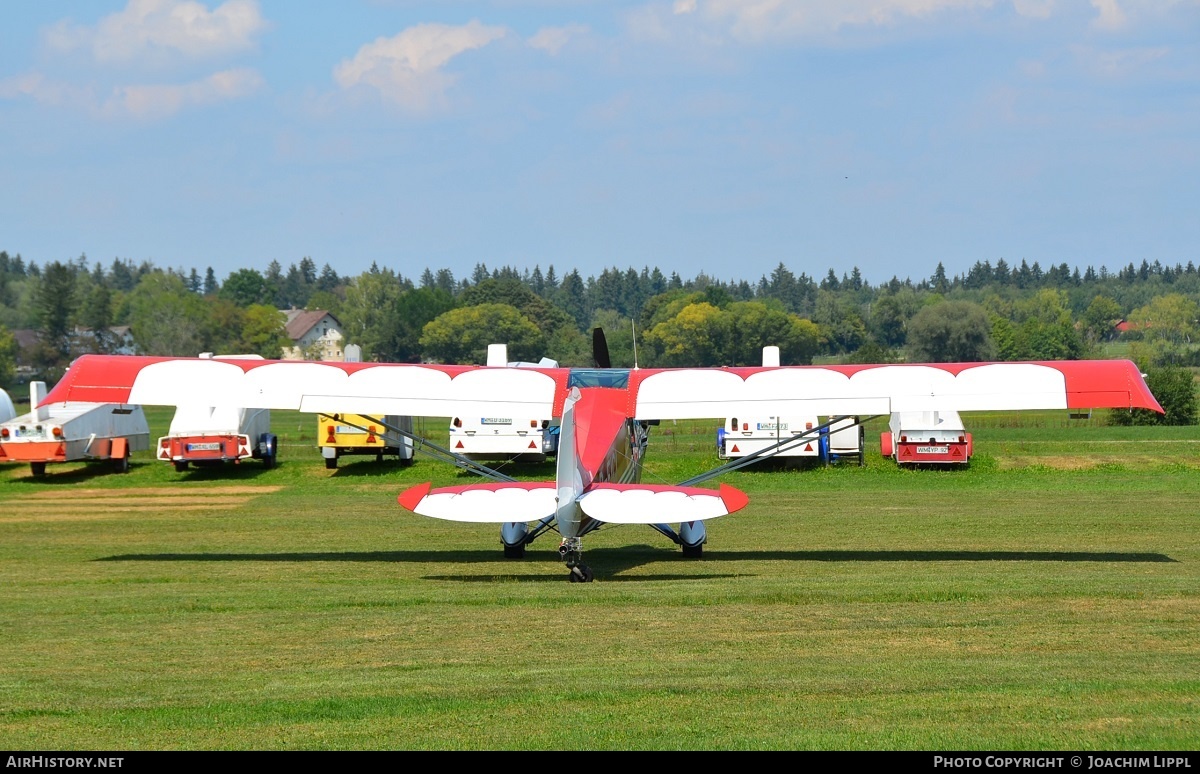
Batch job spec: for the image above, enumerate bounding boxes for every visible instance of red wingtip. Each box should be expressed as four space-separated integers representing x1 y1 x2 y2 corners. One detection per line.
718 483 750 514
397 482 432 512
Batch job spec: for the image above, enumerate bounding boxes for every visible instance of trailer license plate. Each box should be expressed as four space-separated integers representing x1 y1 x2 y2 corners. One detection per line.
916 446 947 454
187 442 221 451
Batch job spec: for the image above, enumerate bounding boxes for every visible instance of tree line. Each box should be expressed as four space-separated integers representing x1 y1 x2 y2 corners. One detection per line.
0 250 1197 423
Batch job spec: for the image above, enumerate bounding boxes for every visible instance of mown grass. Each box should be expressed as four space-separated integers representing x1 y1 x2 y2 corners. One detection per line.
0 408 1197 750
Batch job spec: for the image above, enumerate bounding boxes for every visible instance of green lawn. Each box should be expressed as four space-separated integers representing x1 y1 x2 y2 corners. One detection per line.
0 408 1197 750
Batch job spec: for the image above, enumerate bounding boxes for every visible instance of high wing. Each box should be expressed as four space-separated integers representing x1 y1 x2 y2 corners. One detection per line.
630 360 1161 419
43 355 1161 419
42 355 566 418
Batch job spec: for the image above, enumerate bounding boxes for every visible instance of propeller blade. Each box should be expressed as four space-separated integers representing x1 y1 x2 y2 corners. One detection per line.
592 328 611 369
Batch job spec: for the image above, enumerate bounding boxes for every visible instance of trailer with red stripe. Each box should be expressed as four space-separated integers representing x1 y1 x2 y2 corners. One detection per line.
0 381 150 476
880 410 972 466
158 405 277 471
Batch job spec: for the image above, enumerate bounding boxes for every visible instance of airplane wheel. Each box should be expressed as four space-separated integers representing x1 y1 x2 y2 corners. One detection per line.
682 544 703 558
174 461 189 472
325 457 337 470
568 565 594 583
503 544 525 559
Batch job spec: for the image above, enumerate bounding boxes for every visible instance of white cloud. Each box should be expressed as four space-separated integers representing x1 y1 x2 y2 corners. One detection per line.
1090 0 1128 30
45 0 267 63
1012 0 1056 19
529 24 589 56
1074 44 1168 76
632 0 1102 44
334 21 506 112
0 66 263 118
109 67 264 118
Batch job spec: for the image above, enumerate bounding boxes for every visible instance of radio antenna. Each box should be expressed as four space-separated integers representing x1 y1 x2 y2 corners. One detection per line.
631 319 639 369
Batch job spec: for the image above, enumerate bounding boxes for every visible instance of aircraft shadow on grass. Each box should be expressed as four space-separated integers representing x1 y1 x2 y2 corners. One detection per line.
94 546 1177 583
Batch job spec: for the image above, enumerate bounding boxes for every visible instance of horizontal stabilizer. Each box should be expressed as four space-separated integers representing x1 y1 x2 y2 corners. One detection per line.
578 483 749 524
397 481 557 523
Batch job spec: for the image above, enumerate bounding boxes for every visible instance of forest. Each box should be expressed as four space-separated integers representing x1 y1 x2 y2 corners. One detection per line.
0 250 1197 423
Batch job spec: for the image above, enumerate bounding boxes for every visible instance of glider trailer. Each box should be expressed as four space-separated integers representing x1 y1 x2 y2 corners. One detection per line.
0 381 149 476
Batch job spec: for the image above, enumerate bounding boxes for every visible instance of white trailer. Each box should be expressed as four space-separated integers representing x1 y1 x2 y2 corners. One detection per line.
880 410 972 467
716 346 866 466
158 405 276 471
825 415 866 466
0 381 150 476
447 344 560 464
154 354 279 472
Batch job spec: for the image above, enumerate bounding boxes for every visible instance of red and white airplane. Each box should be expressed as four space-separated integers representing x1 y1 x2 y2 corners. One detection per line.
41 338 1161 582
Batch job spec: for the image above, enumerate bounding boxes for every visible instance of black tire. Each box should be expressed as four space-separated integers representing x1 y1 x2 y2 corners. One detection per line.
568 565 594 583
503 544 525 559
858 426 866 467
114 455 130 474
375 452 384 463
682 543 704 559
174 460 189 472
399 455 414 468
262 453 275 470
30 461 46 476
324 456 337 470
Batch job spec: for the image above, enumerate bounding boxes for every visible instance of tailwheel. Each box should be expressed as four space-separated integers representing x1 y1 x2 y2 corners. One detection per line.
560 538 593 582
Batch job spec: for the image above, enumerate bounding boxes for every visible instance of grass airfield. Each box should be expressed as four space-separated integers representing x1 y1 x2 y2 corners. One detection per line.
1 408 1197 750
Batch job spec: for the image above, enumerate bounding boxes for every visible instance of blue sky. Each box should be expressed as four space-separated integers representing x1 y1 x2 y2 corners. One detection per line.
1 1 1196 288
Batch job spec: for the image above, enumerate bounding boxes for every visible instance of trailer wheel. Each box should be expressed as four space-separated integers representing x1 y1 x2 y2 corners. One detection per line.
174 460 189 472
325 456 337 470
857 426 866 466
114 454 130 474
30 462 46 476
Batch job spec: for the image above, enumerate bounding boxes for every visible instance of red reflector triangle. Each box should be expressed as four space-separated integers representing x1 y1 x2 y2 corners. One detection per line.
731 444 740 453
528 441 537 449
455 441 464 449
804 443 813 451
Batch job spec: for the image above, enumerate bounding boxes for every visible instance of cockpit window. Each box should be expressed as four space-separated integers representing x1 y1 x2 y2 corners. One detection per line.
567 369 630 389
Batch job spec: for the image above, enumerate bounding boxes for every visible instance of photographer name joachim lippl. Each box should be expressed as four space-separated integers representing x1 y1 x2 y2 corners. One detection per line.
934 757 1191 769
6 758 124 768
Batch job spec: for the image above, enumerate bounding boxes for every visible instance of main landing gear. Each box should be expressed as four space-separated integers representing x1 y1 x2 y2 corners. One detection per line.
560 537 594 583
